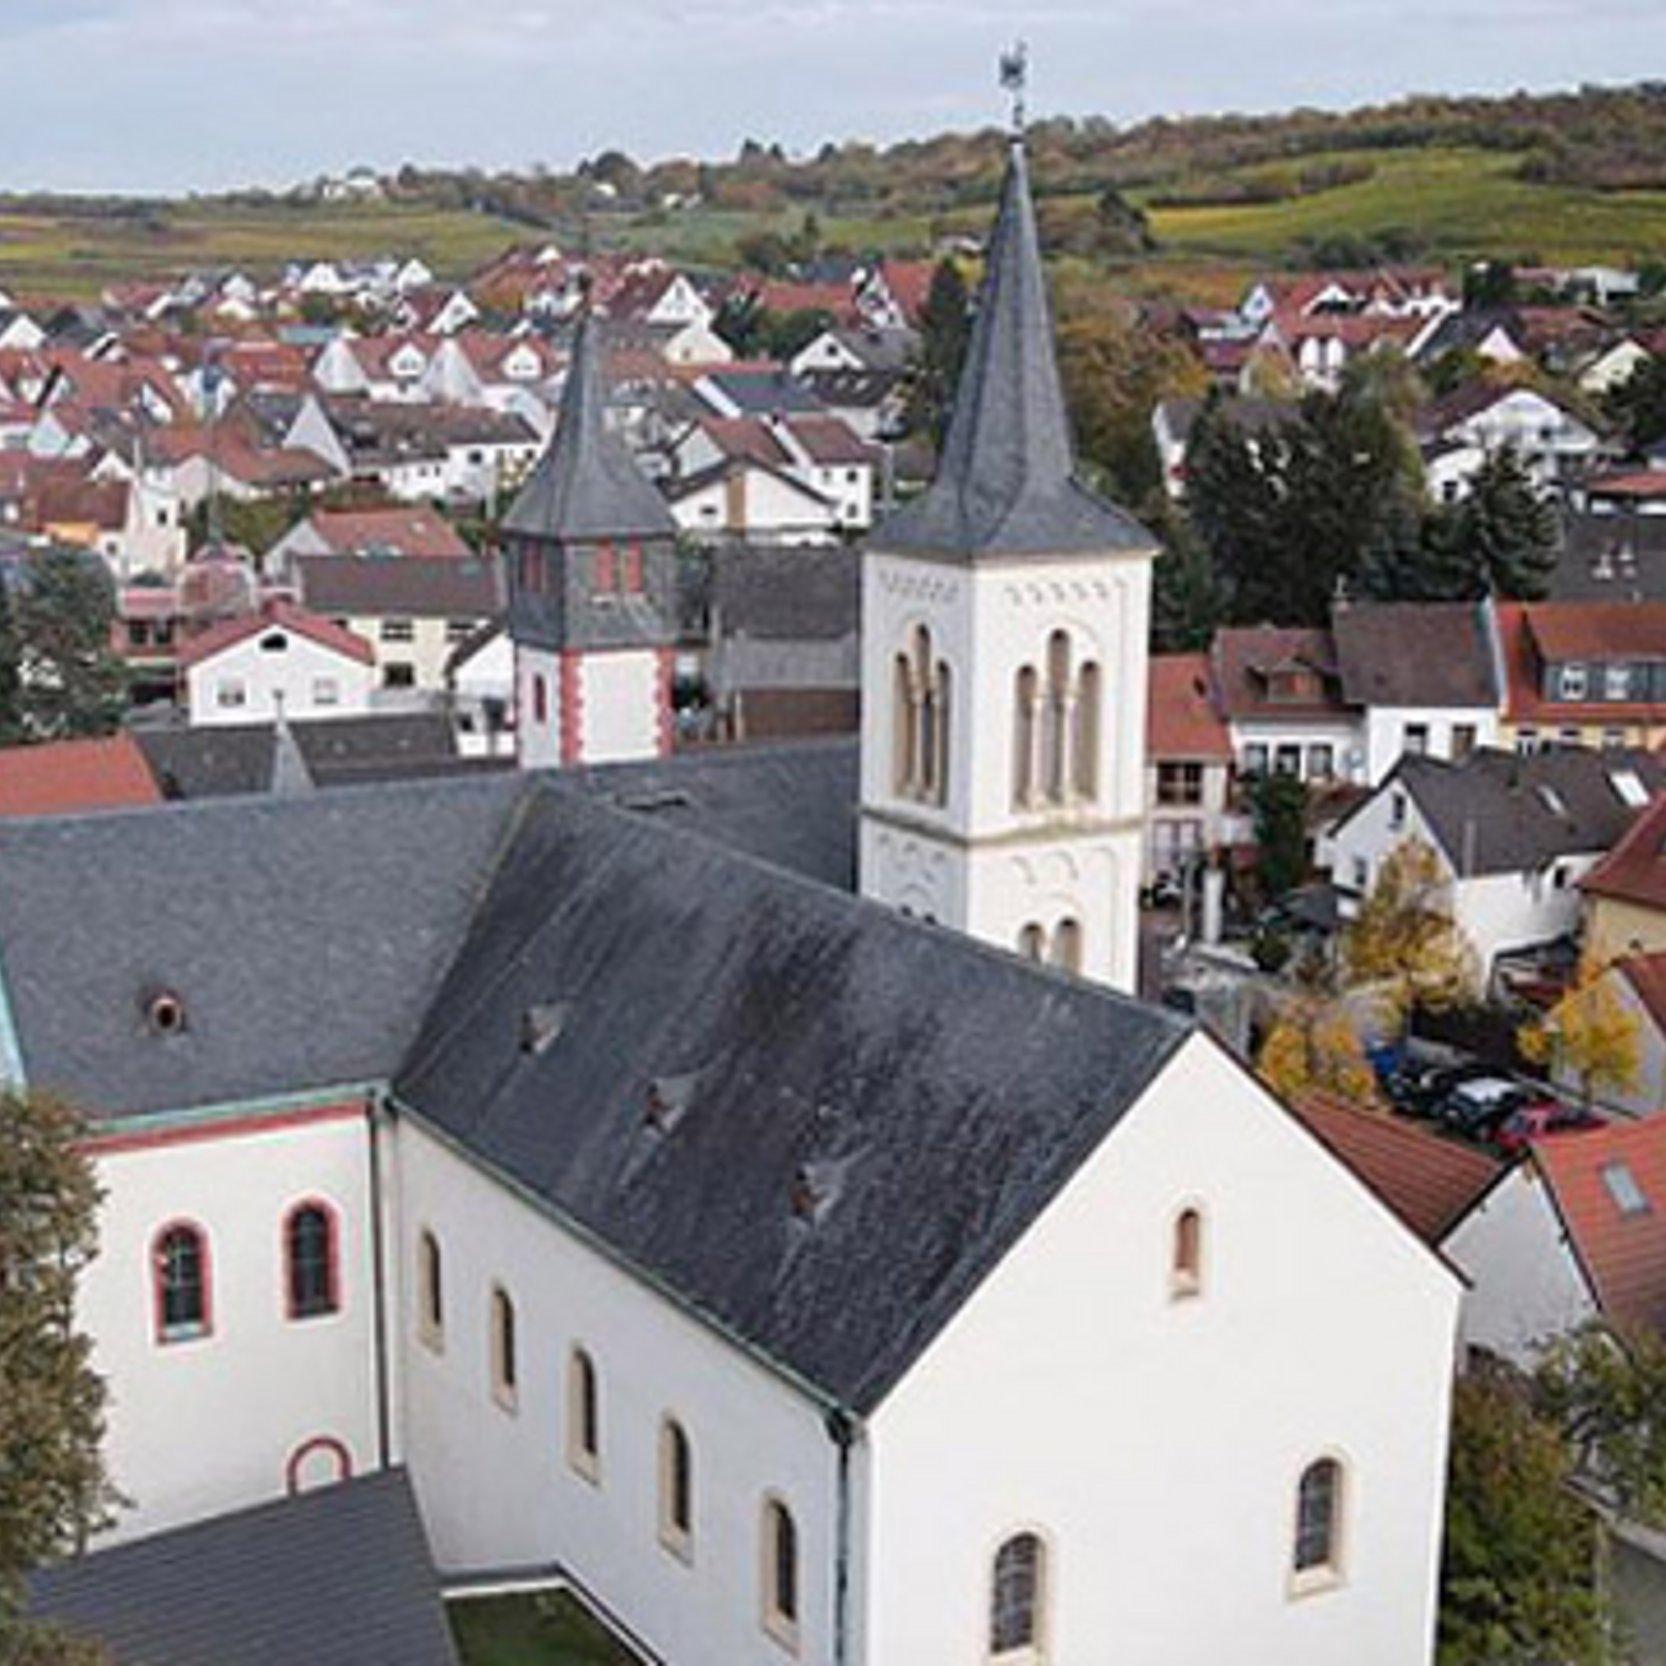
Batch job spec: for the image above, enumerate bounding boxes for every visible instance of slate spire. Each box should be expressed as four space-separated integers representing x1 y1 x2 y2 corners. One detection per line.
502 302 676 543
877 136 1150 559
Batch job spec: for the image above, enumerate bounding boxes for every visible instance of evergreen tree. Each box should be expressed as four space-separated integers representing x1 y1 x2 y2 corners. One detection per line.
1607 355 1666 455
0 1090 117 1665
1441 446 1559 600
906 259 971 447
12 552 127 741
1150 520 1224 654
1249 772 1308 901
0 577 24 746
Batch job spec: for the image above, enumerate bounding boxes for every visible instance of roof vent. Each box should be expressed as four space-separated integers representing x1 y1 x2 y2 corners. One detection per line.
143 989 187 1037
519 1002 568 1056
644 1072 698 1134
1536 784 1569 818
790 1158 852 1226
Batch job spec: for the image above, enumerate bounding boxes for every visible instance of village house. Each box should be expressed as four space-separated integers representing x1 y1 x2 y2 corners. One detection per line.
1146 651 1236 885
1581 789 1666 963
177 597 377 726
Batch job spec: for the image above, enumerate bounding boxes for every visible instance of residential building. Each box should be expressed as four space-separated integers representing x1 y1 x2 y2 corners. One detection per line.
294 554 502 697
1146 651 1235 884
1582 790 1666 962
268 506 473 573
1209 625 1359 785
178 599 377 726
1323 746 1665 976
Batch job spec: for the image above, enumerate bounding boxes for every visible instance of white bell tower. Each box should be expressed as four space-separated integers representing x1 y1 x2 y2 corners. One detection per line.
858 124 1156 992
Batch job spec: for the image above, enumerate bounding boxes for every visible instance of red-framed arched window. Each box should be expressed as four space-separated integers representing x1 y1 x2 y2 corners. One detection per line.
152 1220 212 1344
283 1198 340 1321
286 1435 352 1495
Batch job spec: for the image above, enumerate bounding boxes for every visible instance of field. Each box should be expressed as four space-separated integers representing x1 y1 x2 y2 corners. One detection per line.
7 144 1666 302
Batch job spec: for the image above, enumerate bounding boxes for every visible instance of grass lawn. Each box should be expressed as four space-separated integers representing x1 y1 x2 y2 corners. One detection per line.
446 1589 638 1666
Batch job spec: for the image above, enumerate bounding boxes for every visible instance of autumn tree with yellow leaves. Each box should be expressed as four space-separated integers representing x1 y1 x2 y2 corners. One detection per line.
1257 997 1385 1110
1342 836 1479 1029
1519 958 1642 1112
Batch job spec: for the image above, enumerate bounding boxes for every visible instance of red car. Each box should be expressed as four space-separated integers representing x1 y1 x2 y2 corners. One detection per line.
1491 1100 1604 1156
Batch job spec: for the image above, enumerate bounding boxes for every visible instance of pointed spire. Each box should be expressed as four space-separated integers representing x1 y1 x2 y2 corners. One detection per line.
501 304 675 543
876 137 1150 560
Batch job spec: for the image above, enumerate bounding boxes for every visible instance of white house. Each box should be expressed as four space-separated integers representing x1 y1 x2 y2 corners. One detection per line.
1322 746 1666 976
179 599 377 726
1418 384 1606 494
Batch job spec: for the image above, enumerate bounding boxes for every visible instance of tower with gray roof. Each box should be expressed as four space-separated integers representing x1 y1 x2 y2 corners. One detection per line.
858 131 1157 990
500 306 680 767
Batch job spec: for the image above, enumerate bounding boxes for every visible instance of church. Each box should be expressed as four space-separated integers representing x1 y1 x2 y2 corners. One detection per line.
6 131 1460 1665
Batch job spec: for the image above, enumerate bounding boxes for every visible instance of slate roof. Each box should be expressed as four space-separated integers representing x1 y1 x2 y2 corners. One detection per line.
393 781 1189 1411
0 774 525 1116
709 543 859 642
295 554 503 619
874 140 1152 561
1550 513 1666 604
1332 602 1497 709
136 714 463 799
1291 1092 1502 1245
501 310 676 544
26 1470 457 1666
1361 746 1666 876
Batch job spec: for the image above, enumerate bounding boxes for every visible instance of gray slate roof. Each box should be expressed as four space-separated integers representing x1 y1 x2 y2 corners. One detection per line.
0 775 524 1116
393 782 1188 1411
27 1470 457 1666
1372 745 1666 875
1333 602 1498 708
501 310 676 543
874 141 1151 561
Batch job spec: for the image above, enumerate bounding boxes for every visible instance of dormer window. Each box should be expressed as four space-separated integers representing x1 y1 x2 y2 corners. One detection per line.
1558 664 1587 701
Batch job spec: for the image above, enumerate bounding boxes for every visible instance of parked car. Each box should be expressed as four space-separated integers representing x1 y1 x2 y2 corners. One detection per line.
1492 1100 1604 1156
1435 1076 1533 1140
1390 1060 1504 1120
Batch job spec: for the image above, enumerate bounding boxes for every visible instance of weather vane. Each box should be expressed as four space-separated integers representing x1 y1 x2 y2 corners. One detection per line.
999 40 1029 136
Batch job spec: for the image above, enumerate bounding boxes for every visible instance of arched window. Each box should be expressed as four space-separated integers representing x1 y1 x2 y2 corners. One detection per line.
284 1201 338 1320
154 1222 210 1343
659 1417 694 1561
892 652 915 795
286 1435 351 1495
1293 1458 1344 1582
1018 924 1046 963
932 659 952 807
761 1496 799 1648
417 1229 444 1350
567 1347 600 1481
1050 918 1082 976
532 673 548 727
1013 666 1039 807
1042 631 1072 804
990 1531 1047 1659
489 1285 517 1410
1171 1206 1203 1299
1073 661 1101 802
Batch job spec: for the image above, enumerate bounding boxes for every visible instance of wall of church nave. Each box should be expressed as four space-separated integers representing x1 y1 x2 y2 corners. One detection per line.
860 1035 1459 1666
82 1105 381 1544
965 830 1141 992
577 648 669 765
393 1116 854 1666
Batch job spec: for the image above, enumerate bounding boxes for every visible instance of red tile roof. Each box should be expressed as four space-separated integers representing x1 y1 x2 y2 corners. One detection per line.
0 734 161 818
1208 625 1346 722
1496 601 1666 726
1581 791 1666 910
177 598 375 668
305 507 471 560
1148 652 1232 760
1537 1116 1666 1334
1291 1092 1503 1245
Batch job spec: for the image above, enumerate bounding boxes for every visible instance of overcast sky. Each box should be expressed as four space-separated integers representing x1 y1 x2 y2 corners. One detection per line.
3 0 1663 194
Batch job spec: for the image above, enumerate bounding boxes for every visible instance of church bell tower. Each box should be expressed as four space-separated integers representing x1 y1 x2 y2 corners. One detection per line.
858 112 1156 991
501 305 679 769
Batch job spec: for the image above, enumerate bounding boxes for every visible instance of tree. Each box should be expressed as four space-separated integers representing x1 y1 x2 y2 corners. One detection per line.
905 259 971 446
1249 771 1308 902
1439 1372 1611 1666
1538 1322 1666 1528
10 553 127 741
1519 957 1643 1112
0 1091 116 1664
1257 999 1383 1108
1434 447 1559 601
0 575 24 746
1607 355 1666 454
1150 519 1224 654
1342 836 1479 1027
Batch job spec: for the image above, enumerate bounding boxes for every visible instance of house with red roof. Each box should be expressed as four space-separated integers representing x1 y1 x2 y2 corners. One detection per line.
178 598 376 727
1146 651 1236 884
1538 953 1666 1119
1445 1116 1666 1365
0 734 161 818
1583 789 1666 964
